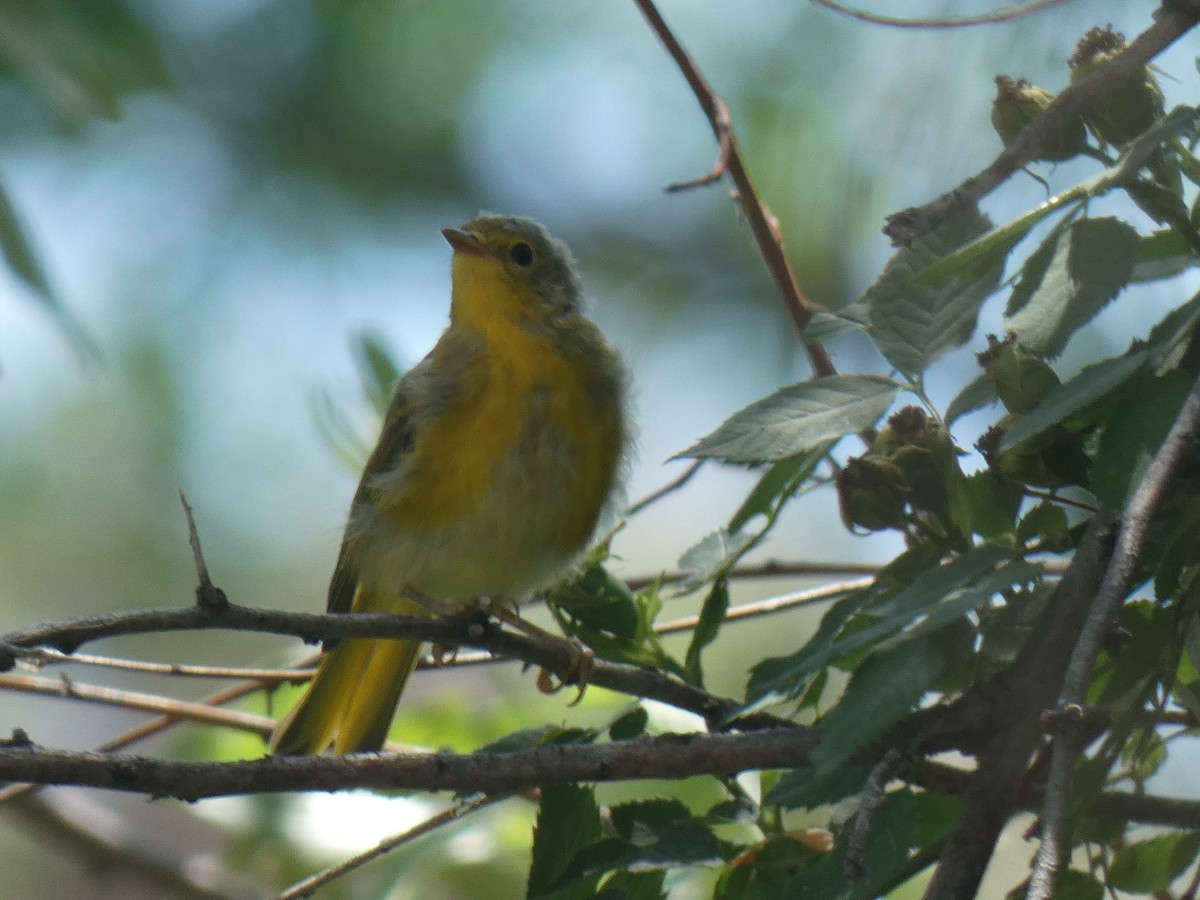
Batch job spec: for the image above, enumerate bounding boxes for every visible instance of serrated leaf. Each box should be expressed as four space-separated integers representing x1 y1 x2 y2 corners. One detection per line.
1005 218 1140 357
528 785 603 900
1146 292 1200 373
867 208 1002 379
945 373 997 426
947 468 1022 541
798 629 965 785
608 705 649 741
1109 831 1200 893
999 350 1149 450
609 800 723 869
677 374 901 464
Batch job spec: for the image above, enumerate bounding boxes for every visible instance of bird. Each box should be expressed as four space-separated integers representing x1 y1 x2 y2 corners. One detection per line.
269 214 628 755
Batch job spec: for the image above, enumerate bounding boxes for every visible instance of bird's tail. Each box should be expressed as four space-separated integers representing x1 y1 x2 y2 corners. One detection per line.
269 605 427 755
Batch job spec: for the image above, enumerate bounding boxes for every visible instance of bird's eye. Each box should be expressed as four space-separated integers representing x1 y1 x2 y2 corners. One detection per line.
509 242 534 267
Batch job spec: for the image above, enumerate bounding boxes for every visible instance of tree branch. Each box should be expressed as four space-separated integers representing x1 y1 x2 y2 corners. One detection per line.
0 729 818 800
1028 370 1200 899
883 0 1200 246
632 0 837 378
0 602 787 730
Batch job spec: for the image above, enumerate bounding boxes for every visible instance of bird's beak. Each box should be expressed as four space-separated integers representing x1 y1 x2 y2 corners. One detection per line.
441 227 492 259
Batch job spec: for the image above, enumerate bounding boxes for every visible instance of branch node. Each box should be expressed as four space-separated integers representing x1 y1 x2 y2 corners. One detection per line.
178 489 228 611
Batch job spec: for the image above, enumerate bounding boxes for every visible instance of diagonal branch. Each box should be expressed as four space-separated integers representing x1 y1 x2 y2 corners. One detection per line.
884 0 1200 246
1027 370 1200 900
633 0 837 379
0 728 818 800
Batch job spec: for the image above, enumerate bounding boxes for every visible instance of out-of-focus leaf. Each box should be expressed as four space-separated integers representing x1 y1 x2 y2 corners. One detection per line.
999 350 1148 450
0 178 96 359
867 208 1001 379
1146 292 1200 373
608 705 648 741
0 0 169 124
528 785 603 900
354 331 403 415
1004 218 1140 358
1109 831 1200 893
677 374 901 464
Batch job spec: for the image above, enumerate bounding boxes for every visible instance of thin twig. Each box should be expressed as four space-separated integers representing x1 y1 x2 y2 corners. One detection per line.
626 459 705 517
0 672 276 736
8 646 314 682
632 0 837 379
0 651 389 809
1027 371 1200 900
277 793 507 899
811 0 1071 29
846 746 906 883
884 0 1200 245
178 489 227 610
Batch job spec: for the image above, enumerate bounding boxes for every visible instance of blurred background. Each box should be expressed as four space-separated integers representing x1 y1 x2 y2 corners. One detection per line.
0 0 1196 896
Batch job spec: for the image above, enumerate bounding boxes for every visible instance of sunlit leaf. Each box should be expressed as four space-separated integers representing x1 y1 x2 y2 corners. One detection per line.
677 374 901 464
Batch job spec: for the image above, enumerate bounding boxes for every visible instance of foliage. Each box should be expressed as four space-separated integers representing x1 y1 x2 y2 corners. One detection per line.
4 6 1200 900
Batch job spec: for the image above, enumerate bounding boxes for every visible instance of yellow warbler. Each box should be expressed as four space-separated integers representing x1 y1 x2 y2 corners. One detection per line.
270 215 628 755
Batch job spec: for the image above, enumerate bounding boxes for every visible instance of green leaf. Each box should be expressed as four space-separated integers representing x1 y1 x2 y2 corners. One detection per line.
0 178 96 359
609 705 649 741
1016 502 1070 549
800 628 968 789
608 800 724 869
684 578 729 686
677 374 901 464
1131 229 1200 282
728 444 831 532
528 785 603 900
867 208 1002 379
947 468 1023 541
1146 292 1200 373
1047 869 1104 900
1091 368 1192 506
747 544 1016 704
354 331 403 415
999 350 1149 450
551 562 640 639
1109 831 1200 893
677 528 759 593
802 311 868 343
945 373 997 426
1004 218 1140 358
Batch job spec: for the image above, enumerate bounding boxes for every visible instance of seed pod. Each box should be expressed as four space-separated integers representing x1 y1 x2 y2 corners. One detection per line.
991 75 1089 162
1068 26 1164 149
